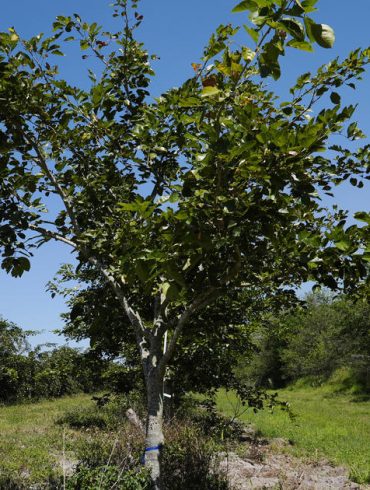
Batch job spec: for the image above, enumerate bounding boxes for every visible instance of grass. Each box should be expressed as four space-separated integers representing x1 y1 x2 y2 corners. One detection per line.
1 384 369 486
0 393 95 486
217 382 370 484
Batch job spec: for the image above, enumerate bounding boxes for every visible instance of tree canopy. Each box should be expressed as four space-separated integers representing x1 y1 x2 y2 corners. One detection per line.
0 0 369 485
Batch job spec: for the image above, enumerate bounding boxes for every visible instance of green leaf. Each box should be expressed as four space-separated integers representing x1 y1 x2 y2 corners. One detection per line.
243 25 259 43
334 239 352 252
330 92 341 105
80 40 89 51
18 257 31 273
161 282 179 302
311 23 335 49
287 40 313 52
241 46 255 61
135 261 150 283
201 86 220 97
279 18 305 42
347 122 366 140
304 17 315 42
354 212 370 225
301 0 319 12
232 0 258 13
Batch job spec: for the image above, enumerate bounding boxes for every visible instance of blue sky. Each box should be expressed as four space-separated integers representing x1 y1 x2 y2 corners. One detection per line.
0 1 369 346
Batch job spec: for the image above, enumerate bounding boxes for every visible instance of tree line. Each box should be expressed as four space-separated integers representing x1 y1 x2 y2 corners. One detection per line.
0 316 132 403
237 292 370 393
2 288 368 406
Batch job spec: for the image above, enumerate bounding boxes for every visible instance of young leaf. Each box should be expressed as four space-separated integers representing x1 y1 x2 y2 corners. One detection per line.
301 0 319 12
243 24 259 43
232 0 258 13
279 18 305 41
201 86 220 97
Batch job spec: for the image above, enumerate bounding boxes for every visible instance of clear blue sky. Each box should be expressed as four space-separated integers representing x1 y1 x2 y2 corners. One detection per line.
0 1 369 346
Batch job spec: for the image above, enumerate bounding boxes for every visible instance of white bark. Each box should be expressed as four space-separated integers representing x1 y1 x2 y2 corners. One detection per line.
144 370 164 490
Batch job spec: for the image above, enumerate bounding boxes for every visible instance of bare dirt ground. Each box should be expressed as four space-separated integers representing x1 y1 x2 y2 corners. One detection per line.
219 432 369 490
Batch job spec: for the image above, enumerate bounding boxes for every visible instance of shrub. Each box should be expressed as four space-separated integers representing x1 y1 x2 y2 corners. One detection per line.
57 391 146 432
161 420 230 490
74 424 144 469
66 465 150 489
62 398 232 490
66 422 148 488
57 406 109 429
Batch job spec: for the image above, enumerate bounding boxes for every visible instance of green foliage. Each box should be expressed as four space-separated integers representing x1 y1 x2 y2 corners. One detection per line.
0 0 368 318
0 317 111 403
59 396 231 489
0 316 32 402
236 292 370 392
57 391 145 430
32 346 106 398
57 406 110 429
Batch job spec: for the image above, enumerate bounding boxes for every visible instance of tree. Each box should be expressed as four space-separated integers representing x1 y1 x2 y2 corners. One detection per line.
249 291 370 389
0 0 369 485
0 316 109 402
0 316 31 401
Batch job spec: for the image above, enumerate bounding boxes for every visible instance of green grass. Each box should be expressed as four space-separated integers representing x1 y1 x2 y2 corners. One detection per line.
1 386 369 486
217 383 370 484
0 394 95 486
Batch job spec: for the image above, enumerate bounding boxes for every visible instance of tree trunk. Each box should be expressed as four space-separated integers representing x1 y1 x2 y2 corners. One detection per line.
144 370 164 490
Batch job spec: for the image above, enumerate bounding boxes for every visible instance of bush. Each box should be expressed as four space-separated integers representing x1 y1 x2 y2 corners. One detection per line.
188 397 245 443
162 421 229 490
58 391 146 431
67 465 150 489
0 315 116 404
57 406 110 429
66 420 148 488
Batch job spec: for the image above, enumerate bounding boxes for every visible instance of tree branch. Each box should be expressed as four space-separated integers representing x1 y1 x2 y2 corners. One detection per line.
158 287 220 370
29 224 77 248
23 133 80 235
87 256 147 344
157 248 243 370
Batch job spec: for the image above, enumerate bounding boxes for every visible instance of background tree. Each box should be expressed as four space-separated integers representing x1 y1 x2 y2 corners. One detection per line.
0 0 369 485
0 316 32 402
238 291 370 391
0 316 108 402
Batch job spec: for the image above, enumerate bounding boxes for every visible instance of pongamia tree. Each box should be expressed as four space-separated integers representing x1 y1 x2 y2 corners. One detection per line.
0 0 369 485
